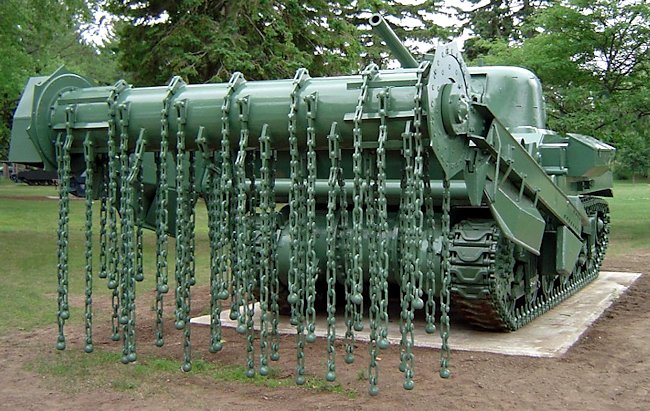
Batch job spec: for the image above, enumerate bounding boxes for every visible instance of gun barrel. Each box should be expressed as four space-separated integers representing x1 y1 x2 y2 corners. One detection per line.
369 13 418 68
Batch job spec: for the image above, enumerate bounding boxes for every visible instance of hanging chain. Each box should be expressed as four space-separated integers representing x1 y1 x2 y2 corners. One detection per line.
155 77 182 347
173 98 188 331
231 98 249 328
439 177 452 379
304 92 318 344
98 163 108 281
376 91 390 352
198 126 223 354
83 132 94 354
211 72 243 351
233 96 256 378
129 130 147 360
55 105 74 351
245 136 257 379
288 67 309 385
366 148 380 395
346 63 378 364
98 156 108 281
259 124 273 376
325 123 341 383
398 61 429 390
268 145 280 363
423 149 437 335
135 151 144 283
107 81 129 342
413 62 429 314
172 97 194 373
367 88 391 396
118 102 139 364
185 149 197 369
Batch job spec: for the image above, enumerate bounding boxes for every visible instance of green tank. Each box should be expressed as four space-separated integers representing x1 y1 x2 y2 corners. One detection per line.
8 14 614 394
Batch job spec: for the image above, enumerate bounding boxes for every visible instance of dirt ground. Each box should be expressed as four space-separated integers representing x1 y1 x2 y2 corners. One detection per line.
1 250 648 411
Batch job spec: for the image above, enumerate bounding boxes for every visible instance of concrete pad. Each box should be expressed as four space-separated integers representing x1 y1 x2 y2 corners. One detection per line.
191 271 641 358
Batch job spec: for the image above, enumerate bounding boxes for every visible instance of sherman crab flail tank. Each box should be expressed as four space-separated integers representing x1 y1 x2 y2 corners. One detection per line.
9 14 614 394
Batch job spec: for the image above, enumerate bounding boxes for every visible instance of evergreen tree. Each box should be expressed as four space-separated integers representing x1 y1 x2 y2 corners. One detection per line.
106 0 451 85
455 0 550 60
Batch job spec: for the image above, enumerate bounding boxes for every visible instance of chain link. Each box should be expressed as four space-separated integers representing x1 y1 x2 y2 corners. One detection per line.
376 92 390 354
367 88 391 396
99 162 108 279
106 81 128 342
172 97 195 372
258 124 273 376
98 164 108 282
304 93 318 344
423 149 437 335
439 177 452 378
287 68 309 385
398 122 414 387
154 78 173 346
118 102 138 364
412 62 428 314
398 61 430 390
346 63 378 365
268 143 280 363
54 106 74 351
83 132 94 354
232 96 256 377
219 73 243 339
325 123 341 382
215 72 240 352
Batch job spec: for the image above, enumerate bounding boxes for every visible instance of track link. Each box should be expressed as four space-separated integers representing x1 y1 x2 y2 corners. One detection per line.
450 197 610 331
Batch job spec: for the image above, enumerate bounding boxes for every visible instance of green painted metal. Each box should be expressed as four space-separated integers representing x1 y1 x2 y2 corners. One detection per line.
369 14 419 69
8 75 52 164
556 226 583 276
8 13 614 395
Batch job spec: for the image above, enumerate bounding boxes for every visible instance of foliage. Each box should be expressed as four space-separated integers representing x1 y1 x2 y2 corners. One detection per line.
106 0 451 86
455 0 552 60
0 0 121 160
616 135 650 181
462 0 650 175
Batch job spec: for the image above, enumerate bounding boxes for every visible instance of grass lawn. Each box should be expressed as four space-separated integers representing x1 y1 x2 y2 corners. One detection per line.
0 177 212 335
606 180 650 256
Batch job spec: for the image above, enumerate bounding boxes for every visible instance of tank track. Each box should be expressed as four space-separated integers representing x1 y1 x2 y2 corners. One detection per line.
450 197 610 331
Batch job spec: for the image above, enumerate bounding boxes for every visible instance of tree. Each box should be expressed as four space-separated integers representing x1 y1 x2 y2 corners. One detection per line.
616 135 650 182
464 0 650 175
455 0 551 60
0 0 121 160
106 0 451 86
